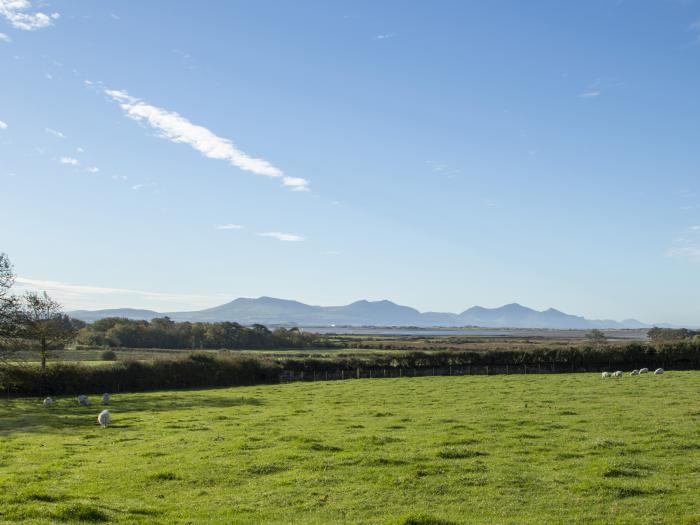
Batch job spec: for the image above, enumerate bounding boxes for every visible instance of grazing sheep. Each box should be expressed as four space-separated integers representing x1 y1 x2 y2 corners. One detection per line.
43 397 54 408
654 368 665 375
639 368 649 374
601 371 612 378
630 370 640 376
97 410 111 428
77 395 90 406
612 371 623 378
102 393 110 404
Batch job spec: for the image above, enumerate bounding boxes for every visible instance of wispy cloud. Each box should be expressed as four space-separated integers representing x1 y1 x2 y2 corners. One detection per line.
45 127 65 139
667 246 700 261
217 223 244 230
667 226 700 262
374 33 396 40
59 156 79 166
86 166 99 173
14 276 228 311
0 31 10 42
104 88 310 192
132 182 156 191
259 232 305 242
580 79 602 98
0 119 7 130
0 0 59 31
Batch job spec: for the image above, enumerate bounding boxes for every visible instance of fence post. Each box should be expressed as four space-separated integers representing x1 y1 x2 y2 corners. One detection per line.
357 368 360 379
325 370 328 381
383 369 386 378
313 370 316 382
341 370 344 380
399 368 402 378
486 365 489 376
449 365 452 376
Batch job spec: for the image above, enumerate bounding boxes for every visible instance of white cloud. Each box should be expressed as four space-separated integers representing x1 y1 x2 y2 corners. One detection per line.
259 232 305 242
86 166 99 173
0 31 10 42
45 127 65 139
111 174 127 180
375 33 396 40
0 120 7 129
0 0 59 31
131 182 156 191
667 246 700 262
59 156 79 165
14 276 228 311
104 88 310 192
76 147 84 153
217 223 244 230
282 176 310 192
580 80 602 98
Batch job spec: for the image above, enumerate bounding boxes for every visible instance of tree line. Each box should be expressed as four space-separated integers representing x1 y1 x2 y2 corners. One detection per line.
76 316 336 350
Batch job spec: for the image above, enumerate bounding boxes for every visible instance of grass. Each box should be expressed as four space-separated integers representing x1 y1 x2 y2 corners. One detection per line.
1 372 699 524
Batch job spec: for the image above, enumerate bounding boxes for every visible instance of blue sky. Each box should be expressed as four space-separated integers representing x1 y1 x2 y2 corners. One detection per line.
1 0 700 324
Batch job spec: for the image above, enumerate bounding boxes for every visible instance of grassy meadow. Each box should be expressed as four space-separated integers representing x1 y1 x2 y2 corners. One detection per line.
1 372 699 524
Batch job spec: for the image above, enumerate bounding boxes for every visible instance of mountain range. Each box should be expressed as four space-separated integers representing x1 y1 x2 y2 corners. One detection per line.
69 297 651 329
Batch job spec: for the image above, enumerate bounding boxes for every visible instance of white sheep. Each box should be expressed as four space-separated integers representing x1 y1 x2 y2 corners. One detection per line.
630 370 639 376
102 393 111 404
97 409 111 428
43 397 54 408
612 371 623 378
639 368 649 374
654 368 664 375
601 371 612 378
77 395 90 406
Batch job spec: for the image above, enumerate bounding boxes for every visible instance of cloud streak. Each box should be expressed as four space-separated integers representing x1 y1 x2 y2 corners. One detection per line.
45 127 65 139
259 232 305 242
0 119 7 129
15 277 228 311
217 224 244 230
59 156 79 165
104 88 310 192
0 31 10 42
0 0 59 31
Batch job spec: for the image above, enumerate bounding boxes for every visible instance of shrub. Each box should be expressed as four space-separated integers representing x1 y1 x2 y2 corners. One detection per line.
100 349 117 361
0 353 281 396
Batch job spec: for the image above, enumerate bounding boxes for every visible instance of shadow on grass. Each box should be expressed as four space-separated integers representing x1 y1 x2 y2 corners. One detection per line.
0 393 263 435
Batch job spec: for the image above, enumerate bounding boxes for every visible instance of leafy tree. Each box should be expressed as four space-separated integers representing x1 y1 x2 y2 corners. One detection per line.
18 292 79 369
0 253 20 357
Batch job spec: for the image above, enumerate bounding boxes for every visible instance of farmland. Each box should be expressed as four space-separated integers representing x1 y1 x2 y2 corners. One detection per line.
2 372 699 524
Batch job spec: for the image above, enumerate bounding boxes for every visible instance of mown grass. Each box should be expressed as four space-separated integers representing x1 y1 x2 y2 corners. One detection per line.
1 372 699 524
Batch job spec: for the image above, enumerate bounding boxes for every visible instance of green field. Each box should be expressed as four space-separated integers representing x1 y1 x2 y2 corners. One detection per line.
1 372 699 524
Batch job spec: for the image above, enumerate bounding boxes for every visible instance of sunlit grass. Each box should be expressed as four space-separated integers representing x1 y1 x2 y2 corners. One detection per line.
1 372 699 524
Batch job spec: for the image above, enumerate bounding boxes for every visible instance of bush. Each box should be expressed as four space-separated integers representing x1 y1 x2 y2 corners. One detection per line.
100 350 117 361
0 353 281 396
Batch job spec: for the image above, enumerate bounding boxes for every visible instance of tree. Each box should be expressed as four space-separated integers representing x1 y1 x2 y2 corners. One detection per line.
18 292 78 369
0 253 20 356
585 329 607 345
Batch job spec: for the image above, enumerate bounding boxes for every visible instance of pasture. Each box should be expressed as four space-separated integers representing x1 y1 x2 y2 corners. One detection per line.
1 372 699 524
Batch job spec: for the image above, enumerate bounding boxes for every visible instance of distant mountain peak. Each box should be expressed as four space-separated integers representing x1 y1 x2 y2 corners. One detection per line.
69 296 652 329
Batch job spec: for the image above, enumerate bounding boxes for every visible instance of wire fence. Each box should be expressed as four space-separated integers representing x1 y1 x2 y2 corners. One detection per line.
278 362 671 383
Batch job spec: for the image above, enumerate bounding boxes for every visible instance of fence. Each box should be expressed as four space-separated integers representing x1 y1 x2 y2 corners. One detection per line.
278 361 672 383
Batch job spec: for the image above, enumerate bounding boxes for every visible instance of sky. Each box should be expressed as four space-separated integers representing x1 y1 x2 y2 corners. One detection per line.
1 0 700 325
